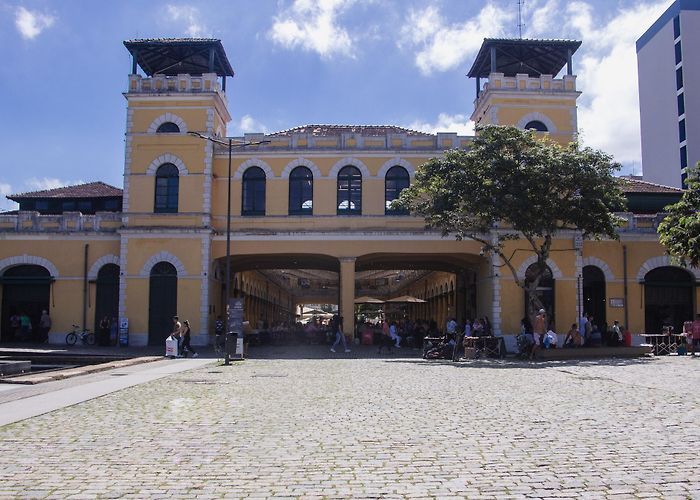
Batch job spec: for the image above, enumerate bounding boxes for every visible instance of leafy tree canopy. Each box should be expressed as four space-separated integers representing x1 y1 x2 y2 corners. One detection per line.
395 125 626 317
658 164 700 268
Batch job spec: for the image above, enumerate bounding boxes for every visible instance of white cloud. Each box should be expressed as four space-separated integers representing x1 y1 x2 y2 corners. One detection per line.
561 1 671 165
406 113 475 136
269 0 356 59
0 182 17 212
14 7 55 40
25 177 85 191
166 5 208 37
399 4 513 75
229 115 269 135
526 0 559 36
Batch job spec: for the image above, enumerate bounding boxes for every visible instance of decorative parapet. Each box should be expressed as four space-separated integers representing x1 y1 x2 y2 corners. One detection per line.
127 73 222 96
0 211 122 233
218 131 474 153
475 72 577 106
616 212 668 233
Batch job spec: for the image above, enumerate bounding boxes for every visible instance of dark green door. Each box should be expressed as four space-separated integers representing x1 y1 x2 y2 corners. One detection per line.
94 264 120 345
148 262 177 346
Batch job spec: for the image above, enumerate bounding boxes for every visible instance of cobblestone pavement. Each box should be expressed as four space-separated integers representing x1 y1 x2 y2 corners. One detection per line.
1 350 699 499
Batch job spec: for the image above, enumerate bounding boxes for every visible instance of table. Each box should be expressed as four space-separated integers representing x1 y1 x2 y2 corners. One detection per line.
640 333 684 355
463 336 504 358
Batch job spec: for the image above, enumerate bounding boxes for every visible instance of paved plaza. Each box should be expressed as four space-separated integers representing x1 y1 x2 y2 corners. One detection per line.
1 349 699 499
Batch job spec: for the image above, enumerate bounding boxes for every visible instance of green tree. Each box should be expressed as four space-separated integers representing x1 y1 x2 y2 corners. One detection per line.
658 164 700 268
395 125 626 322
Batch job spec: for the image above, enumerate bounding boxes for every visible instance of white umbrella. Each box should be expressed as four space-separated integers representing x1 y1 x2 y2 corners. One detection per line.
354 296 385 304
386 295 426 303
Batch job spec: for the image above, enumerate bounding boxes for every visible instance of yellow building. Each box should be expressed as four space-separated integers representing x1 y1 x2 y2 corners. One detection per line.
0 38 697 348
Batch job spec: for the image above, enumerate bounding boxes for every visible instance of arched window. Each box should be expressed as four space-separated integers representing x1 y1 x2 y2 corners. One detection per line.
242 167 266 216
156 122 180 133
385 166 410 215
289 166 313 215
154 163 179 213
524 263 555 325
524 120 548 132
337 165 362 215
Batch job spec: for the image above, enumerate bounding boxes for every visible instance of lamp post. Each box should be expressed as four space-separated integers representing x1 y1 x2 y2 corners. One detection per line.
189 131 269 364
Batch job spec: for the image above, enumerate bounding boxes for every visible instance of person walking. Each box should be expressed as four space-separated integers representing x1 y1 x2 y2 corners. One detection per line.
99 315 110 346
689 313 700 358
19 312 32 342
532 309 547 358
39 309 51 343
330 315 350 353
180 320 198 357
172 316 182 356
389 321 401 348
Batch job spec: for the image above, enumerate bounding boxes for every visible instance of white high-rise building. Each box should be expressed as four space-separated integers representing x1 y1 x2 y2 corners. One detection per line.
637 0 700 188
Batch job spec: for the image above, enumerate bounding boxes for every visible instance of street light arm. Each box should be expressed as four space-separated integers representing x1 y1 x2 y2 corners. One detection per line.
188 131 271 148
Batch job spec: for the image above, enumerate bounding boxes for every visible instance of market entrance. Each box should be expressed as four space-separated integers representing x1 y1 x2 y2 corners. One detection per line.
644 266 695 334
0 265 52 343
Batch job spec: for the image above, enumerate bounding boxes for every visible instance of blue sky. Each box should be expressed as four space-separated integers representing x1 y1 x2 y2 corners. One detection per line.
0 0 674 210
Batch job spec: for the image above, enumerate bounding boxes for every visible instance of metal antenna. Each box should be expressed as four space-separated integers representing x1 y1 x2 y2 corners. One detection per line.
517 0 525 38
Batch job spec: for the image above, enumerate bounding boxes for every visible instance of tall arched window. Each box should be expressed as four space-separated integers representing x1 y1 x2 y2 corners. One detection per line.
385 166 409 215
242 167 266 216
154 163 179 213
156 122 180 133
524 120 548 132
289 166 313 215
337 165 362 215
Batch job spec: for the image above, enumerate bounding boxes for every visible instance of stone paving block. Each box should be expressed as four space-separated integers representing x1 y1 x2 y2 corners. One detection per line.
1 355 700 497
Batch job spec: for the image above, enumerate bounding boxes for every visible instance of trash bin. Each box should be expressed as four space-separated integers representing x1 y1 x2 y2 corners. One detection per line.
165 335 178 358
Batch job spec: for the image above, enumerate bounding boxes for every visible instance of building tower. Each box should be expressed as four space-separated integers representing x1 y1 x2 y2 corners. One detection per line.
468 38 582 145
119 39 233 346
637 0 700 188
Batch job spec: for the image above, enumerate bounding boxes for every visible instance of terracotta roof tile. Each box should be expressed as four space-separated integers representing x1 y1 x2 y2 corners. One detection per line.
8 181 123 200
618 176 683 194
268 124 433 137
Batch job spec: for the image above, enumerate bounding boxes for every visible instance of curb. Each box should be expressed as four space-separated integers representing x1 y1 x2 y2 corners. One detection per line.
1 356 164 385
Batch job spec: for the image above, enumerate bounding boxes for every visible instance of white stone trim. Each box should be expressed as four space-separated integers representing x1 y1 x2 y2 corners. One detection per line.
490 236 501 335
582 257 615 281
199 236 211 341
0 255 59 276
377 158 416 178
118 236 128 320
575 249 583 320
88 254 120 280
329 157 371 179
280 158 322 179
516 112 557 133
202 140 213 226
139 252 187 277
145 154 189 176
636 255 700 282
146 113 188 134
233 158 274 180
516 255 564 280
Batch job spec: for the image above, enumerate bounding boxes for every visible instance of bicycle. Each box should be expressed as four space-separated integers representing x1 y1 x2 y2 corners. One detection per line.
66 324 95 346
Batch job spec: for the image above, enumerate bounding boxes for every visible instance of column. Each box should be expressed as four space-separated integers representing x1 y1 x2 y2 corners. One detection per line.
339 257 356 339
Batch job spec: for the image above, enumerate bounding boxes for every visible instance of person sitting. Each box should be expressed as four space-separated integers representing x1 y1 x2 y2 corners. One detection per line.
564 323 582 348
588 323 602 346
